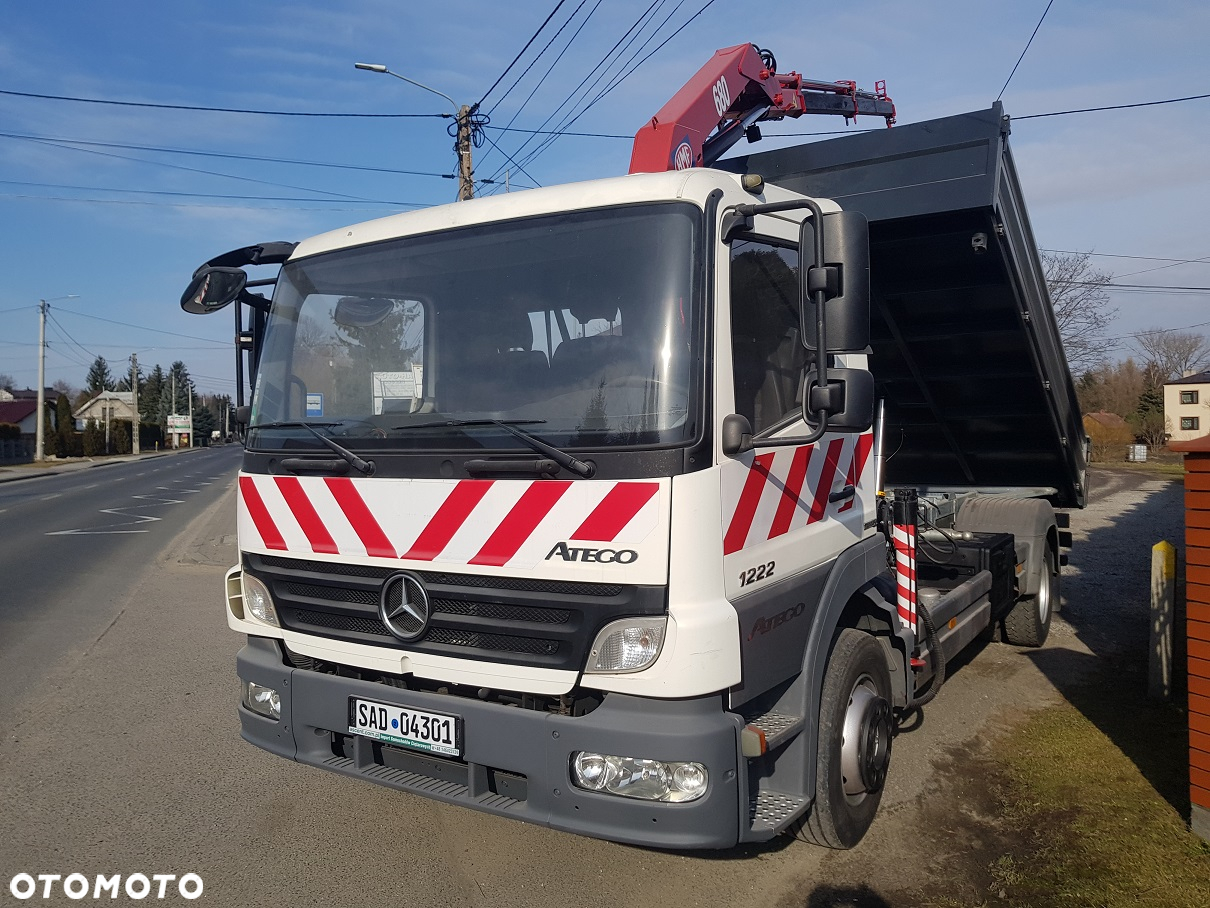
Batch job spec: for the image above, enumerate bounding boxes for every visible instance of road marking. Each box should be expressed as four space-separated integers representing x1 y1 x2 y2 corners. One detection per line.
40 494 61 501
45 493 184 536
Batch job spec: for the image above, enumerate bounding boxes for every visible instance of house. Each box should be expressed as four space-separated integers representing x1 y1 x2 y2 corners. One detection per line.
0 398 55 461
0 398 44 436
73 391 137 431
1165 370 1210 444
1082 410 1134 462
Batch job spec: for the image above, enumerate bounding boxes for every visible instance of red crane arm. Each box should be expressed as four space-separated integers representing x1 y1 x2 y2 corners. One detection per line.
628 44 895 174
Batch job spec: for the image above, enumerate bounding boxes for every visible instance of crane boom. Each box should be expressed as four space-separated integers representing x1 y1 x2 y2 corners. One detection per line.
629 43 895 174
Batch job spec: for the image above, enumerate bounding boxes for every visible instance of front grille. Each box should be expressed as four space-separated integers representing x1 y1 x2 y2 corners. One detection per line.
245 553 665 671
259 554 621 597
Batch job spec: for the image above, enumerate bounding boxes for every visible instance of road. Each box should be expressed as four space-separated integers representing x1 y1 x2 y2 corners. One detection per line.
0 464 1184 907
0 446 242 704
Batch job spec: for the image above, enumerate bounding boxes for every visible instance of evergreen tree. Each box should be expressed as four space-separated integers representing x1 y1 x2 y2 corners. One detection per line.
142 365 165 424
53 393 75 457
85 356 115 393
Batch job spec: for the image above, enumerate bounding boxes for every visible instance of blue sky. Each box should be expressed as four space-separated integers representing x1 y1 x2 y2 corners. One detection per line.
1 1 1207 396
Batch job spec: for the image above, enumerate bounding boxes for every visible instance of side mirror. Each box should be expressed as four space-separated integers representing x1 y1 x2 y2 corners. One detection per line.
799 210 871 353
803 368 874 432
181 266 247 315
234 405 251 427
721 413 754 458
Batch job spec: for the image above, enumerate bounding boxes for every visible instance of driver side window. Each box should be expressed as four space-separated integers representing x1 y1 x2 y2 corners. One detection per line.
730 239 804 434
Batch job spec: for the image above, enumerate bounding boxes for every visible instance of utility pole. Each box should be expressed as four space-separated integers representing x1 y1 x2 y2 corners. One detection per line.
188 383 194 449
35 300 47 462
354 62 475 200
34 294 77 461
130 353 140 456
457 105 475 201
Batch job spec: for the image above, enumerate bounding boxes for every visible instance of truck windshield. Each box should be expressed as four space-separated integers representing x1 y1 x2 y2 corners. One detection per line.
249 203 701 453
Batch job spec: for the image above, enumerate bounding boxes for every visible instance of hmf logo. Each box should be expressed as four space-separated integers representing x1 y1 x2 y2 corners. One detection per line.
748 603 806 641
545 542 638 564
672 141 694 170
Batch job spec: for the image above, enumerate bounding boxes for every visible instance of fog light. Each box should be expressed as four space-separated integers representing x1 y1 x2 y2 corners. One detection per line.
570 751 707 802
244 681 281 719
242 574 278 627
586 617 666 673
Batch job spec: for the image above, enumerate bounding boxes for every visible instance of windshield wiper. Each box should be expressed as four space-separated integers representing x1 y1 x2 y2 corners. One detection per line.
392 418 547 430
489 420 595 478
392 418 594 478
251 421 375 476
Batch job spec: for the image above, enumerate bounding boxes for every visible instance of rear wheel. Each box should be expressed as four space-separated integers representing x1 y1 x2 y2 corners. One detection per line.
792 629 893 848
1003 547 1056 647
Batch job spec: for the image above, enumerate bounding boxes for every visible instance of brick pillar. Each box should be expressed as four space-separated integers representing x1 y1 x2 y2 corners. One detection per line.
1172 435 1210 840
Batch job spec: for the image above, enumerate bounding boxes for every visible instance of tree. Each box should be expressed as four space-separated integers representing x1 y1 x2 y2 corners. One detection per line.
85 356 115 394
1075 358 1146 417
0 373 14 392
1042 250 1118 378
141 365 165 425
51 378 77 401
81 418 105 456
53 393 74 457
1132 328 1210 382
1130 385 1169 448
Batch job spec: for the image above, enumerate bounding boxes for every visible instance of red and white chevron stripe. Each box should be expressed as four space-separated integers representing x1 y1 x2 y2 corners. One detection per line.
721 433 873 556
891 522 917 633
238 475 663 570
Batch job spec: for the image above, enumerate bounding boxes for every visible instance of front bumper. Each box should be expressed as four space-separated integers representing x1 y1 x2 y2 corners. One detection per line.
237 636 745 849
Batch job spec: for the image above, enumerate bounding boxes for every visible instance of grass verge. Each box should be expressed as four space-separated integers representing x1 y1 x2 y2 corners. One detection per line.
989 666 1210 906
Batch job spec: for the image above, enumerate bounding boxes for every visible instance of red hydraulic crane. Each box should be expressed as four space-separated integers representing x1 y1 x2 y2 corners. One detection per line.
629 44 895 174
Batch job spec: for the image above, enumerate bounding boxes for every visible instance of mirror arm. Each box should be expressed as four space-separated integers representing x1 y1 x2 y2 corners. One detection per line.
801 197 831 441
238 289 271 313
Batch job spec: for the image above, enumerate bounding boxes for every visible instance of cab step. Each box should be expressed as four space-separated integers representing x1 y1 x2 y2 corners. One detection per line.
741 711 804 757
749 788 810 837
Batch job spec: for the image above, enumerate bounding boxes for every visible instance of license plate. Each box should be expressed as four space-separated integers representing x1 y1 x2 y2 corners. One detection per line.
348 698 462 757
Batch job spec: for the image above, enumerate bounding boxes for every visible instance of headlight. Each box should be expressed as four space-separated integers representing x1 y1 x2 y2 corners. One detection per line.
241 573 279 627
585 617 666 673
244 681 281 719
570 752 708 802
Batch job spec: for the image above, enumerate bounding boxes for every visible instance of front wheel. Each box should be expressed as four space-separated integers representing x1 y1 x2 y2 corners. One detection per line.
792 629 893 848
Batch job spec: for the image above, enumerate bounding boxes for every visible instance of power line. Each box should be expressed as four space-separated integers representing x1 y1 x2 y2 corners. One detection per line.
997 0 1054 101
0 178 417 206
0 193 412 212
486 0 668 183
1042 249 1210 264
54 307 232 346
0 88 447 118
515 0 723 175
9 134 396 204
1015 93 1210 120
479 1 567 110
0 131 457 180
483 0 596 134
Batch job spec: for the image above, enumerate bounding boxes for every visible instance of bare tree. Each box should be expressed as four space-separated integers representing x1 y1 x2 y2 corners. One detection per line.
1132 328 1210 382
1042 250 1118 378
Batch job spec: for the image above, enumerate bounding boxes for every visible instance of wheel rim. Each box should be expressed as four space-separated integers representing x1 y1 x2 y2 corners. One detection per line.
1036 556 1054 625
840 676 892 800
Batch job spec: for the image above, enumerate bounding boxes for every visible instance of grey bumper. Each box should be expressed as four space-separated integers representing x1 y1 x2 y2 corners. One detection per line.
236 637 745 849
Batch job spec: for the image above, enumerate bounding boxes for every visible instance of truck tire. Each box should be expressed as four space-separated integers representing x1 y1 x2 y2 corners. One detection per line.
1002 547 1056 647
792 629 893 849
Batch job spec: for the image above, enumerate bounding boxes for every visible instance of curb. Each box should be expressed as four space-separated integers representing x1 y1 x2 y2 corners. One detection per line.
0 448 205 484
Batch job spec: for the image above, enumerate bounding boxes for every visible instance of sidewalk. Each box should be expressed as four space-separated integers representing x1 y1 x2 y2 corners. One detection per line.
0 445 209 484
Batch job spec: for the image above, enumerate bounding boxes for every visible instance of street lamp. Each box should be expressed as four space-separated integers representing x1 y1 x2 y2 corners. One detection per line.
36 294 79 462
354 61 477 201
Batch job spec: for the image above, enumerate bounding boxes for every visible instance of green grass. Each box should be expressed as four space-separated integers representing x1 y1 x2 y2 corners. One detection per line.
988 671 1210 907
